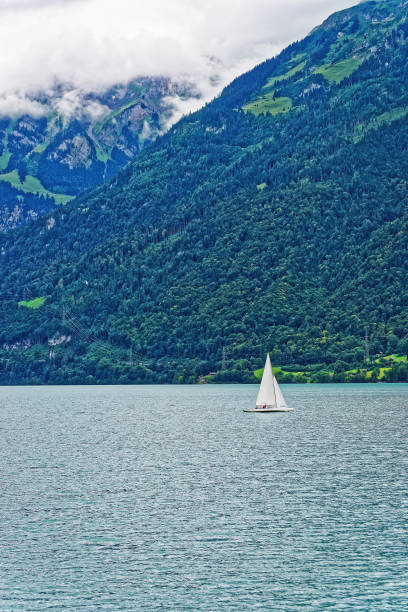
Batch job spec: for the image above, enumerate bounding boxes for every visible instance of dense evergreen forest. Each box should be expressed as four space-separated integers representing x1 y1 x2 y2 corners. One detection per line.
1 0 408 384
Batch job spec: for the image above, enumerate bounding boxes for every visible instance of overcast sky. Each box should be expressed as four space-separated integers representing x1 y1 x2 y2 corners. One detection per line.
0 0 358 118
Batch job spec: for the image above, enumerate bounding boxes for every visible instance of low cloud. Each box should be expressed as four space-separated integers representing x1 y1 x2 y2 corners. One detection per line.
0 0 357 119
53 90 110 122
0 93 47 118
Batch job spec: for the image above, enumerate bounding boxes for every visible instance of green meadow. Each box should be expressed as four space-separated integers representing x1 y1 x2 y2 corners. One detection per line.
243 95 292 117
254 354 408 383
18 297 46 309
0 170 73 205
314 57 362 84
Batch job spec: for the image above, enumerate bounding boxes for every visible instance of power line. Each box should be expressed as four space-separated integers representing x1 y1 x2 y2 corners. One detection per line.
221 346 227 370
61 306 120 360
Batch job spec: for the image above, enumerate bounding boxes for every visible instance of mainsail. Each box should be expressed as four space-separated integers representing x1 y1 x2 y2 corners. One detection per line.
256 353 288 410
256 353 276 408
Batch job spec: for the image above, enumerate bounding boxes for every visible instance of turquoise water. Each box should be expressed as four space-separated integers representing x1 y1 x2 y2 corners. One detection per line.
0 383 407 610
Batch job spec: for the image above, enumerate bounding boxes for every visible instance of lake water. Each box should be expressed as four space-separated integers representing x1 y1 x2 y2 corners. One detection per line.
0 384 407 611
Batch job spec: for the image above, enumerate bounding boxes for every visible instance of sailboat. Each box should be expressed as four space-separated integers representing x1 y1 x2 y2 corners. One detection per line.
244 353 292 413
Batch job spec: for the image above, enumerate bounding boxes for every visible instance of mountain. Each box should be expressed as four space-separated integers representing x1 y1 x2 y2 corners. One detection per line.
1 0 408 385
0 77 194 231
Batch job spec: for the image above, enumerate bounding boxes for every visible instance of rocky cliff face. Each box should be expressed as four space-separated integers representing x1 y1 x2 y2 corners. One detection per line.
0 77 195 231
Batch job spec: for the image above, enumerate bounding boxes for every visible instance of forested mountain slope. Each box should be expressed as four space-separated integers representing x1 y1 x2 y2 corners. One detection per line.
1 0 408 384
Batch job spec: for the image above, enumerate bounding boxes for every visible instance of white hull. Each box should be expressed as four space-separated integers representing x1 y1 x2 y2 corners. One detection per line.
243 408 293 413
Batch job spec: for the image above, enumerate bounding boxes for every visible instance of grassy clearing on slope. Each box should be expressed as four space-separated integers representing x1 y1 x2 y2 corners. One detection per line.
93 100 140 136
254 367 281 379
354 106 408 142
30 140 50 155
314 57 362 84
254 366 306 379
18 297 46 309
380 354 407 363
244 95 292 117
0 170 73 205
0 151 11 171
254 354 408 383
263 61 307 90
95 146 110 163
243 58 305 117
289 53 307 65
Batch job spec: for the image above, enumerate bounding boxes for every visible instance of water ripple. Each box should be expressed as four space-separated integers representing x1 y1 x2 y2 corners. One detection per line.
0 384 407 610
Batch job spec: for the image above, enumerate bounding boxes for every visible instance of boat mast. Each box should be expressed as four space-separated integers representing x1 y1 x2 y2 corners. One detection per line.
270 357 277 408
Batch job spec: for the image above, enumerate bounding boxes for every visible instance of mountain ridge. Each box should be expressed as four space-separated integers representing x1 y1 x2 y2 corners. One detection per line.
0 77 195 230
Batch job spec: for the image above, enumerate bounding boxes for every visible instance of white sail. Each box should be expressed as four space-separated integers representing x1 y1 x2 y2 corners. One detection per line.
273 376 288 410
256 353 277 408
